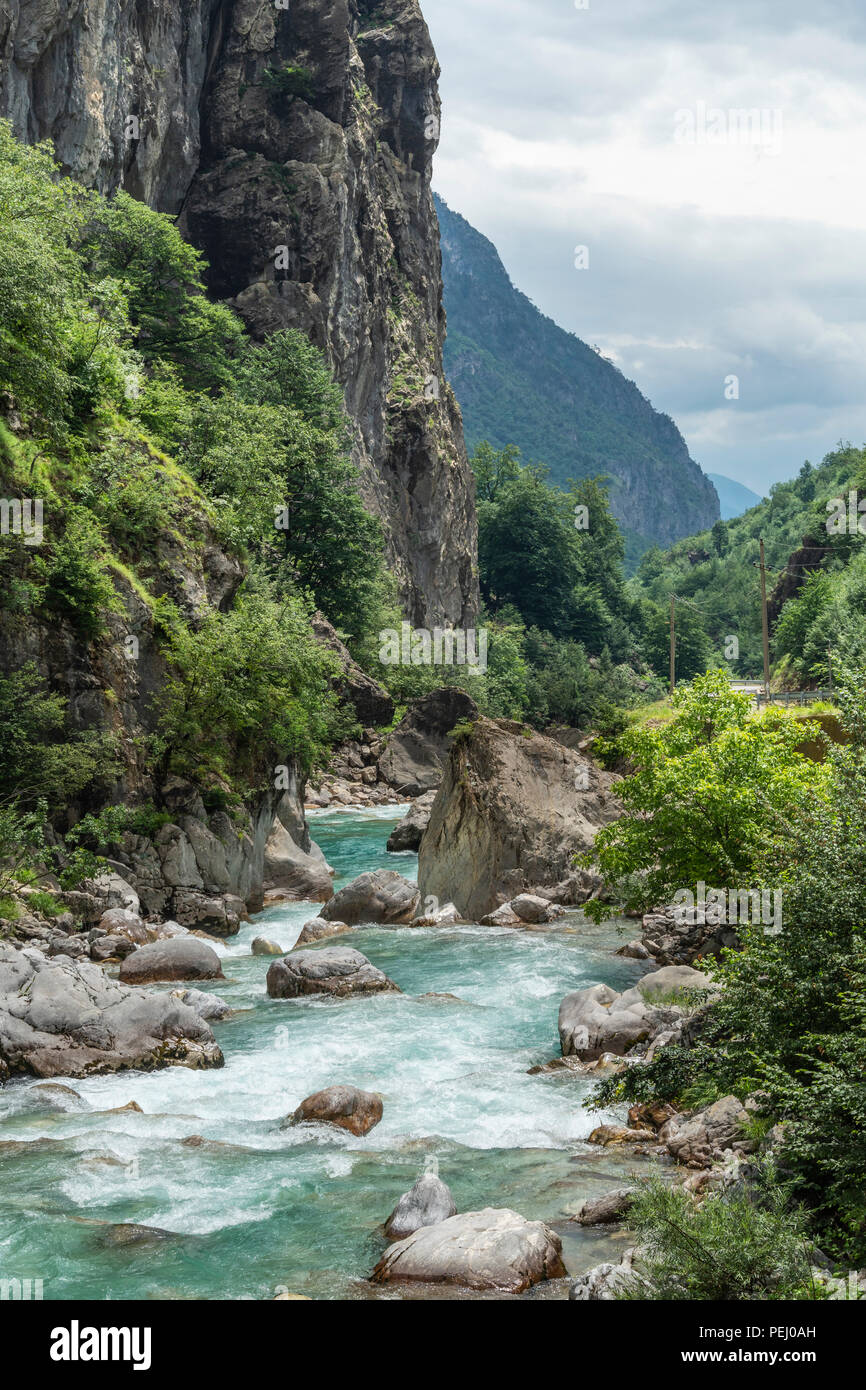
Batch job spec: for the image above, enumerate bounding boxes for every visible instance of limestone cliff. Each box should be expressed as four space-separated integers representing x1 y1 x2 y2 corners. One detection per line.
418 717 621 920
0 0 478 626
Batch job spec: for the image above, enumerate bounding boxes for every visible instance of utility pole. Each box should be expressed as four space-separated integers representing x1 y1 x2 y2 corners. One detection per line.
669 594 676 697
759 538 771 698
828 644 834 698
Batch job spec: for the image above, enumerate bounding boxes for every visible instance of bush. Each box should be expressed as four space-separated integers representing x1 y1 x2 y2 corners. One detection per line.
618 1174 823 1301
263 65 314 107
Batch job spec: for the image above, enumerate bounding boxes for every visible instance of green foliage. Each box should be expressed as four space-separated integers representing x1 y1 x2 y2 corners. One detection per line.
595 661 866 1264
31 506 121 637
263 65 315 107
631 443 866 681
617 1174 822 1301
81 190 245 392
0 664 116 810
153 591 337 783
0 799 48 898
583 670 828 917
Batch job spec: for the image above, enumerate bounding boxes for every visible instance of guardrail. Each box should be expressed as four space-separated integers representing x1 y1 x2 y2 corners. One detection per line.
754 689 834 708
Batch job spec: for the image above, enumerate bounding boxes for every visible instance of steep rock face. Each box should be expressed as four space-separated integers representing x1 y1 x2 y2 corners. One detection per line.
436 195 719 551
418 718 620 921
0 0 478 627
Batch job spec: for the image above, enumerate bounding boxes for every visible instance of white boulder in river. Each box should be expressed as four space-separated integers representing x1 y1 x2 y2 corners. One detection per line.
372 1208 566 1292
0 946 223 1080
318 869 420 925
266 946 400 999
385 1165 457 1239
558 966 709 1061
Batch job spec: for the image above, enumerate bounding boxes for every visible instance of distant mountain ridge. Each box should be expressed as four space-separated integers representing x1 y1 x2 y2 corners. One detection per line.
708 474 763 520
436 195 720 551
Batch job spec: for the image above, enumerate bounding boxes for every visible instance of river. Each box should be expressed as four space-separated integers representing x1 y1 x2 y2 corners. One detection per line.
0 806 654 1300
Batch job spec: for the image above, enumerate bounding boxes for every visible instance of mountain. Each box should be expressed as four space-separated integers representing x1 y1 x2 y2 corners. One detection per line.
708 474 763 520
435 195 719 554
0 0 477 628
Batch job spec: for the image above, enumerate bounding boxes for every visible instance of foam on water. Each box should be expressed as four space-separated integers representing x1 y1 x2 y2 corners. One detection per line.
0 807 650 1300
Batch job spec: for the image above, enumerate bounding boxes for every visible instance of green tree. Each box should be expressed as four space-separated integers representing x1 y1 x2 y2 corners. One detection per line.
584 670 829 916
154 592 338 784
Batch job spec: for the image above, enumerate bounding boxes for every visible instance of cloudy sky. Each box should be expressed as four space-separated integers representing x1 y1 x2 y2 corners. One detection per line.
422 0 866 496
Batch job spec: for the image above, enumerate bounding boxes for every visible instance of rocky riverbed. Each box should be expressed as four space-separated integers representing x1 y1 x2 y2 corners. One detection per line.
0 805 668 1301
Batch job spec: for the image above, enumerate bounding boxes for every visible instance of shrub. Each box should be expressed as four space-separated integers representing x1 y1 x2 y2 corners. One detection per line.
618 1174 823 1302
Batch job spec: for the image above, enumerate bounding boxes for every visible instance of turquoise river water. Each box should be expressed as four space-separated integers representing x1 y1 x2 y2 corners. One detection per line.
0 806 653 1300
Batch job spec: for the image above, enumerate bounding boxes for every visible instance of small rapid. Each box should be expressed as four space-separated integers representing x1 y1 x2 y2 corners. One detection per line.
0 807 651 1300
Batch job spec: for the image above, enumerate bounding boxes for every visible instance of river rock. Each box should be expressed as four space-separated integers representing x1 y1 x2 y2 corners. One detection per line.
286 1085 383 1136
251 937 285 956
170 988 231 1022
97 908 152 944
263 818 334 903
658 1096 749 1167
480 903 522 927
569 1249 640 1300
575 1188 636 1225
616 940 652 960
266 946 399 999
640 906 741 966
637 965 711 1002
89 934 138 962
318 870 420 926
418 717 620 920
408 902 461 928
119 937 224 985
371 1208 566 1292
510 894 555 924
587 1124 656 1147
385 1171 458 1239
559 983 657 1060
386 791 437 852
294 920 353 946
0 945 223 1080
378 688 479 795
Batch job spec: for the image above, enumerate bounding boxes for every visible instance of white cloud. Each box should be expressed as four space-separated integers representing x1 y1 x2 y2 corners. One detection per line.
422 0 866 492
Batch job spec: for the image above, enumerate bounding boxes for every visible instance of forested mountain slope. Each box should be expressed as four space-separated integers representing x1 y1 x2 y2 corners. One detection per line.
436 195 719 553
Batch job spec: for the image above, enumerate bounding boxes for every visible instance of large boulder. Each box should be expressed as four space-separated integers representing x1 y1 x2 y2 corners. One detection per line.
286 1085 383 1137
294 920 353 946
318 870 420 926
378 689 479 796
119 937 224 986
266 946 400 999
636 965 711 1002
171 889 244 938
559 983 652 1061
385 1171 457 1240
311 612 394 727
386 791 437 852
575 1189 636 1226
371 1208 566 1293
0 946 223 1080
262 818 334 904
418 718 620 921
